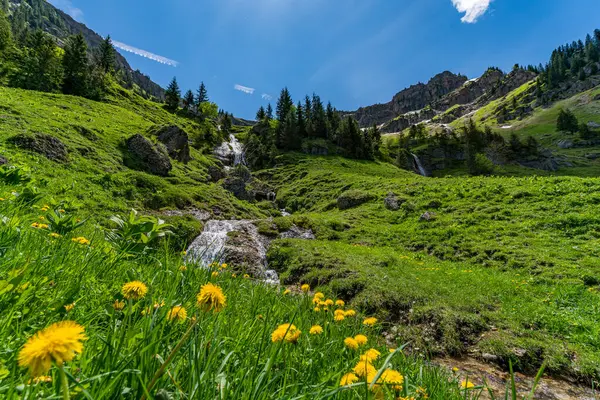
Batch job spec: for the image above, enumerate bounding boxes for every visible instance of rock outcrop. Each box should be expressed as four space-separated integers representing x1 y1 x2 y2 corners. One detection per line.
337 190 374 210
10 133 68 162
126 134 172 176
153 125 191 163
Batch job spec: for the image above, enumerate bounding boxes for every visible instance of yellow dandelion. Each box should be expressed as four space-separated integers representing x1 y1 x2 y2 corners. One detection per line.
340 372 359 386
38 216 45 221
301 284 310 293
452 367 459 372
309 325 323 335
312 292 325 303
64 303 75 313
221 263 227 269
231 273 237 278
363 317 377 326
344 337 359 350
360 348 381 362
313 307 321 312
334 314 345 322
353 360 376 378
345 309 357 317
271 324 301 343
71 237 90 245
30 375 52 384
49 232 61 238
460 380 475 389
324 299 334 306
18 321 87 376
211 271 219 278
179 265 187 272
335 299 345 307
59 209 65 213
122 281 148 301
154 301 165 309
389 348 397 353
180 250 187 256
243 274 250 279
380 369 404 388
197 283 226 312
0 197 5 201
113 300 125 310
283 289 291 295
167 306 188 323
354 334 368 346
31 222 40 228
334 309 346 317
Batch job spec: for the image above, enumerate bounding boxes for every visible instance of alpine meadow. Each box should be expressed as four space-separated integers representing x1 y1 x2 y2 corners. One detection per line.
2 0 600 399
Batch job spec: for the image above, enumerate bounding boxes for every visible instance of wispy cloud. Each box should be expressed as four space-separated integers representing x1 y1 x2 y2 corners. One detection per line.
48 0 83 21
261 93 272 101
112 41 179 67
451 0 492 23
234 84 255 95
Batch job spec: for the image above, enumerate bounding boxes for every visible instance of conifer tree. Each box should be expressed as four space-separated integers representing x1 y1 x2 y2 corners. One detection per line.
265 103 273 120
296 101 307 139
1 0 8 13
311 94 327 139
283 109 299 150
13 30 62 92
557 109 578 133
164 77 181 111
256 106 266 121
96 35 116 74
276 87 293 122
196 82 208 105
62 33 89 96
0 10 12 56
183 89 195 111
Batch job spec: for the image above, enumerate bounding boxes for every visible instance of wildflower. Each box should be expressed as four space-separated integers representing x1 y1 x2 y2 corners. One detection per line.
324 299 334 306
344 309 356 317
197 283 226 312
416 387 428 398
113 300 125 310
353 360 376 378
59 209 65 213
344 337 359 350
301 284 310 293
340 372 359 386
334 309 346 317
354 334 368 346
283 289 291 295
243 274 250 279
38 216 45 221
122 281 148 301
71 237 90 245
380 369 404 389
312 292 325 304
179 265 187 272
30 375 52 384
313 307 321 312
452 367 459 372
18 321 87 376
167 306 188 323
31 222 40 228
231 273 237 278
221 263 227 269
309 325 323 335
211 271 219 278
256 314 264 320
153 301 165 309
363 317 377 326
64 303 75 313
360 348 381 362
49 232 61 238
335 299 345 307
271 324 301 343
181 250 187 256
389 348 397 353
334 314 345 322
460 380 475 389
0 198 5 201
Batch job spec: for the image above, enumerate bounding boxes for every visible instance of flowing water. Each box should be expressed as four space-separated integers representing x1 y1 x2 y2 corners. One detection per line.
214 134 245 167
411 153 428 176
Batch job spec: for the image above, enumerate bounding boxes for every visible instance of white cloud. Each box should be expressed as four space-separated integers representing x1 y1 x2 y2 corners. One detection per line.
48 0 84 21
112 41 179 67
261 93 272 101
451 0 492 23
234 84 255 95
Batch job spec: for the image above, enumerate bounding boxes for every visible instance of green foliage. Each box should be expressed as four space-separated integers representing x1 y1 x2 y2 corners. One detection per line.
472 153 495 175
0 165 31 185
62 33 89 97
95 35 115 74
164 76 181 111
106 209 172 256
195 81 208 105
556 108 578 133
45 209 86 235
0 10 11 56
182 89 195 111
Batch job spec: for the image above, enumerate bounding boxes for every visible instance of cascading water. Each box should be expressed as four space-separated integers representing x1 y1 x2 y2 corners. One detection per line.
186 220 240 266
411 153 428 177
228 134 245 166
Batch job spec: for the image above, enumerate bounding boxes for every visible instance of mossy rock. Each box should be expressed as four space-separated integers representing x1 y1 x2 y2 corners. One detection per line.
337 189 374 210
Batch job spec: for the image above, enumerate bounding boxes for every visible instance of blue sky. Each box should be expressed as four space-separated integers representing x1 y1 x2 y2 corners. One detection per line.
49 0 600 119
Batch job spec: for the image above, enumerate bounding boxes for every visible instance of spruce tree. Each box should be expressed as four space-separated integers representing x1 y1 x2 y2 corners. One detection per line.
275 87 293 122
1 0 8 13
0 10 12 56
296 101 307 139
164 77 181 111
196 82 208 105
282 109 299 150
265 103 273 120
256 106 266 121
311 94 327 139
557 109 578 133
183 89 195 111
62 33 89 96
96 35 116 74
15 30 63 92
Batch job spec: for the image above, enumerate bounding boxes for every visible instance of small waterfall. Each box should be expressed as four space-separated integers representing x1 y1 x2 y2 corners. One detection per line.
186 220 239 266
228 134 245 166
411 153 428 176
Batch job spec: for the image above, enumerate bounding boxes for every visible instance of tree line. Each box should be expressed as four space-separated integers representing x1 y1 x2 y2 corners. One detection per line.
245 87 381 168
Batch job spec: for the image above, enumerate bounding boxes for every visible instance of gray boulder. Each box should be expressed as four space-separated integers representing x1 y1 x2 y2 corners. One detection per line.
384 192 403 211
0 155 7 165
10 133 68 162
222 177 252 201
154 125 191 163
207 165 226 182
337 190 374 210
419 211 437 221
126 134 172 176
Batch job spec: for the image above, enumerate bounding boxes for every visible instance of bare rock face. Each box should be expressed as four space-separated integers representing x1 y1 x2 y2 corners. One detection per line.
10 133 68 162
349 71 468 127
153 125 191 163
433 68 505 111
0 155 7 165
126 134 172 176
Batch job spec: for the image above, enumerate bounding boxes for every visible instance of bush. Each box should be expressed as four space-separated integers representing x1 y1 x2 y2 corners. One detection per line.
336 189 374 210
469 153 495 176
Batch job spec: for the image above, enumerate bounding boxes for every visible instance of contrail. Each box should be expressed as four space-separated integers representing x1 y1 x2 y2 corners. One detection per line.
234 84 255 94
113 40 179 67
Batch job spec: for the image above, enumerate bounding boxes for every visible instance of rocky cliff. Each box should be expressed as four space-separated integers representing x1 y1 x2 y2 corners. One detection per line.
7 0 165 100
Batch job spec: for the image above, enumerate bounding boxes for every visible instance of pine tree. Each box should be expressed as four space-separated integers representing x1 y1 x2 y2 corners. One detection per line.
311 94 327 139
183 89 195 111
595 30 600 48
196 82 208 105
265 103 273 120
0 10 12 56
557 109 578 133
282 109 299 150
296 101 306 139
1 0 8 13
96 35 116 74
14 30 62 92
221 112 233 133
256 106 266 121
369 124 381 157
164 77 181 111
62 33 89 96
275 87 293 122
